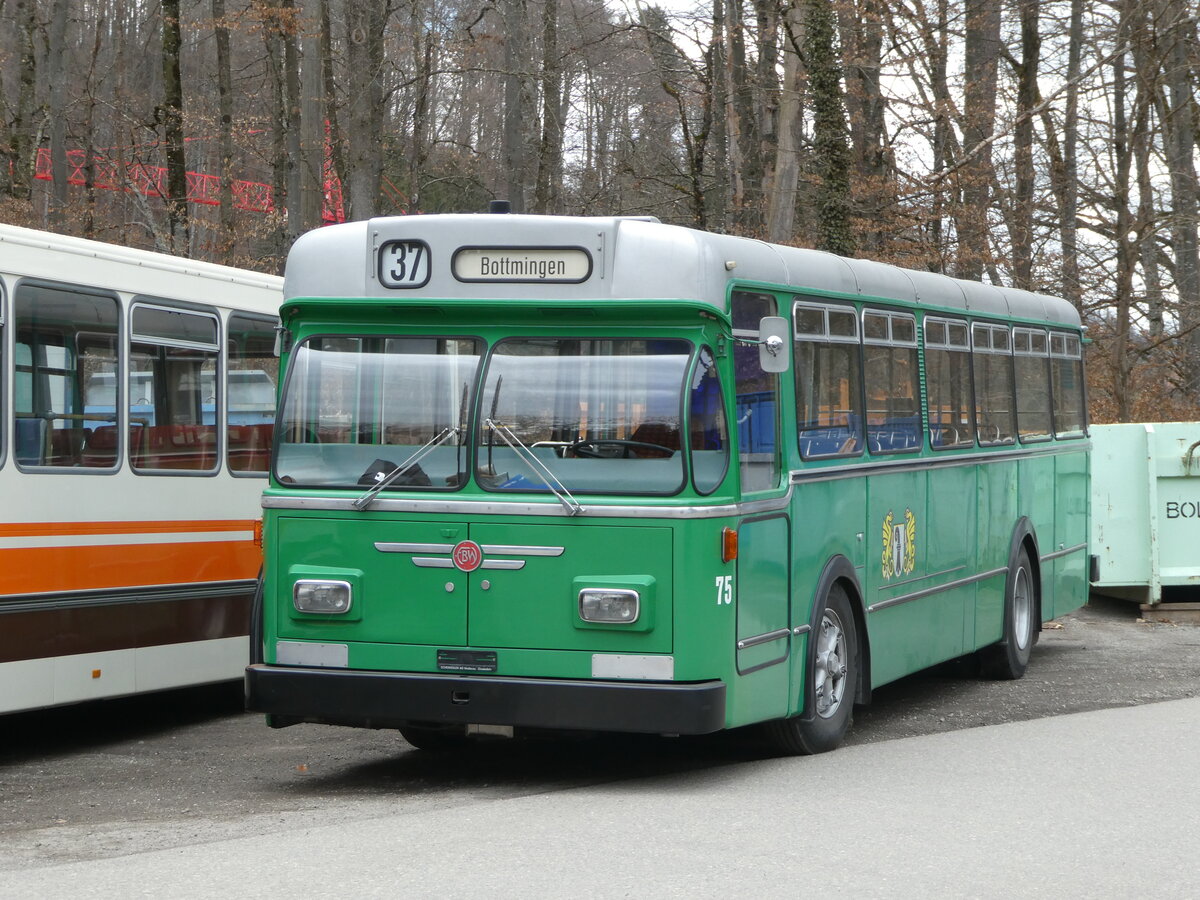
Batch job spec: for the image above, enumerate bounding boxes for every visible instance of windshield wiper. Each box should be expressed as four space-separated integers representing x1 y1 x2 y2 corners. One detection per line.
352 426 459 510
484 417 584 516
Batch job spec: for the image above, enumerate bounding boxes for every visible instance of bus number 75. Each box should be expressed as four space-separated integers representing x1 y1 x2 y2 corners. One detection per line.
715 575 733 605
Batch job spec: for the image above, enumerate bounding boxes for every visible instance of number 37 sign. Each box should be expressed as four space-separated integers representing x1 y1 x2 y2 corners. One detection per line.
378 239 432 289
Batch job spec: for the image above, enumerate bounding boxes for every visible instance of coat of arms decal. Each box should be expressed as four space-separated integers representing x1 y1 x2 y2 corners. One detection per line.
881 508 917 580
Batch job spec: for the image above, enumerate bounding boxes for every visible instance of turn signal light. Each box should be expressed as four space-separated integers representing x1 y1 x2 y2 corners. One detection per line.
721 527 738 563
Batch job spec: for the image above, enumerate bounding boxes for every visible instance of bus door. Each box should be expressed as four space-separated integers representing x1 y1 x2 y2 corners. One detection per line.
731 292 791 721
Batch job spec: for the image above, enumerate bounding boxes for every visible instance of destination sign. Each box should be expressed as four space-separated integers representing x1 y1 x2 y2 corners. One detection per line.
452 246 591 283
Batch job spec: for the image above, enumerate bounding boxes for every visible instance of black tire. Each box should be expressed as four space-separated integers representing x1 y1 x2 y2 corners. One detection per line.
399 723 471 752
763 583 858 755
980 546 1037 680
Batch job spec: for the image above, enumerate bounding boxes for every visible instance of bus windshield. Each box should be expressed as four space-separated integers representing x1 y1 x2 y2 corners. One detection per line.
476 338 695 495
275 337 481 489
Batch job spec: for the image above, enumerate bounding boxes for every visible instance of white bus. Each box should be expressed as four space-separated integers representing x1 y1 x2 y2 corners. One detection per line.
0 224 282 713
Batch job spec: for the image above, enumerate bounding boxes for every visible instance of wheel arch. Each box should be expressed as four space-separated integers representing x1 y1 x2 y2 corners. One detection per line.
1008 517 1043 634
806 554 872 710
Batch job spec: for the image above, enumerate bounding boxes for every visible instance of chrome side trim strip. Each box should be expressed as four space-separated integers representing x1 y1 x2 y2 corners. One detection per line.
264 484 794 520
480 559 526 571
411 557 455 569
375 542 454 554
791 441 1090 485
736 627 792 651
868 567 1007 613
877 565 965 592
480 544 565 557
1041 542 1088 562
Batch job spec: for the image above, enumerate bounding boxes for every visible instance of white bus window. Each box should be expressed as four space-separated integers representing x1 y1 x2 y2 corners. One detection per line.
794 300 863 459
863 309 920 454
925 317 974 449
14 283 119 469
1050 332 1086 438
228 315 279 474
129 303 220 473
732 291 780 492
1013 327 1052 442
972 323 1016 445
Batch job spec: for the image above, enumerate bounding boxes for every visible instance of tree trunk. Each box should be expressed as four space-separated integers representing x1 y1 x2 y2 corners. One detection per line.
766 2 804 243
47 0 70 228
9 0 38 200
344 0 387 220
1160 0 1200 397
213 0 236 250
161 0 190 252
1010 0 1041 290
958 0 1001 280
803 0 854 257
534 0 562 215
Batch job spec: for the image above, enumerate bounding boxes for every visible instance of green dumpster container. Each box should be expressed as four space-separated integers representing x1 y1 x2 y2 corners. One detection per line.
1091 422 1200 606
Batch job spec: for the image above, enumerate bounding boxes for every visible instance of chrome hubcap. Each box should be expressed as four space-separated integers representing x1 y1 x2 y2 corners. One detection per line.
814 608 848 719
1013 565 1032 651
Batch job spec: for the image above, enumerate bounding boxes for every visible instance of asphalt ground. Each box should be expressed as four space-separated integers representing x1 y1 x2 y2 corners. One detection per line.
1 595 1199 873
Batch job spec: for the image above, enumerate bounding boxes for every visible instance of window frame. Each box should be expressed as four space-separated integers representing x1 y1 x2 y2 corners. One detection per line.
793 299 865 461
128 299 223 477
862 308 921 456
1012 325 1054 444
923 315 975 451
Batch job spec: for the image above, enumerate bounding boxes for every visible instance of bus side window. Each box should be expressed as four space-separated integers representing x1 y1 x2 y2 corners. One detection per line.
972 323 1016 445
129 302 220 473
924 317 974 449
732 291 780 491
1050 332 1086 438
1013 327 1052 442
863 310 920 453
227 314 280 474
15 282 119 469
794 301 863 459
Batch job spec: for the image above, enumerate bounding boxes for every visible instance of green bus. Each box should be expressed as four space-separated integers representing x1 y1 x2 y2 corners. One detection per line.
245 212 1089 754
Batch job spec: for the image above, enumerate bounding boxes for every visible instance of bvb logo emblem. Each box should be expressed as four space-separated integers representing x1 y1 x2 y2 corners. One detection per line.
881 508 917 580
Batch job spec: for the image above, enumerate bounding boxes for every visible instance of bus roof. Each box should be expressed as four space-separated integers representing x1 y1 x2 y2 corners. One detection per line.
0 223 283 310
284 214 1080 328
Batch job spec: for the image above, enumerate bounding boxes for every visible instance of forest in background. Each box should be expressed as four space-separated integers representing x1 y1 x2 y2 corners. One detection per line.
0 0 1197 423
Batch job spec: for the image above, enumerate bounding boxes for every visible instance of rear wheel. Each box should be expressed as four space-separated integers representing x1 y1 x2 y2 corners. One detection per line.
980 546 1037 680
764 584 858 755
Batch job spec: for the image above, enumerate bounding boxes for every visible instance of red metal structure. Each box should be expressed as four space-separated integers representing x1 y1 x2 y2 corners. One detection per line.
34 148 345 224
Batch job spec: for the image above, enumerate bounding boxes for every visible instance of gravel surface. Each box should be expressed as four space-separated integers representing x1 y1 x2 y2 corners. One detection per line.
2 596 1198 869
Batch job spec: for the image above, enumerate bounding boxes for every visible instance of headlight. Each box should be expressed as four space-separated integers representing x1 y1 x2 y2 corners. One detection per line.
293 580 353 614
578 588 640 624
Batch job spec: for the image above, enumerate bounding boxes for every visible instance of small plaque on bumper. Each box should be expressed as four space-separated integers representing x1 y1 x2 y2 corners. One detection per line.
437 649 498 673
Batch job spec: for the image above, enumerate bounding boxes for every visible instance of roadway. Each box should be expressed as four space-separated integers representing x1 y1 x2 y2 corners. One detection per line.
2 597 1199 896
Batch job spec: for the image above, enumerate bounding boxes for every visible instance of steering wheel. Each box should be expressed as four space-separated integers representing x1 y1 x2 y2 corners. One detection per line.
567 438 674 459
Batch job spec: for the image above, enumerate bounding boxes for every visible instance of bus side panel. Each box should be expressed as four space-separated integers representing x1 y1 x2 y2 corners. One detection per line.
788 477 865 714
1019 453 1058 609
974 458 1019 649
863 468 936 688
1053 448 1090 617
926 461 977 657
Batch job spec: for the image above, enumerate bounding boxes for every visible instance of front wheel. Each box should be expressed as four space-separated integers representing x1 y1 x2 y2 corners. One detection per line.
763 584 858 755
980 546 1037 680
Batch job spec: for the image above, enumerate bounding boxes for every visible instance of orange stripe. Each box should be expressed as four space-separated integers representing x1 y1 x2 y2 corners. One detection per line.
0 540 261 595
0 519 258 538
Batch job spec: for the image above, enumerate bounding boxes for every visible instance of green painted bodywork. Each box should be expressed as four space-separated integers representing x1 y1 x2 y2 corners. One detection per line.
261 291 1090 732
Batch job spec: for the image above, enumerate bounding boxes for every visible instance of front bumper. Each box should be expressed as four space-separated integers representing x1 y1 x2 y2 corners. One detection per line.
245 664 727 735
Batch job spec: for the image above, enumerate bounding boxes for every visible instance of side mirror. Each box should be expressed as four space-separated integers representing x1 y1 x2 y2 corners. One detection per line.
758 316 789 373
